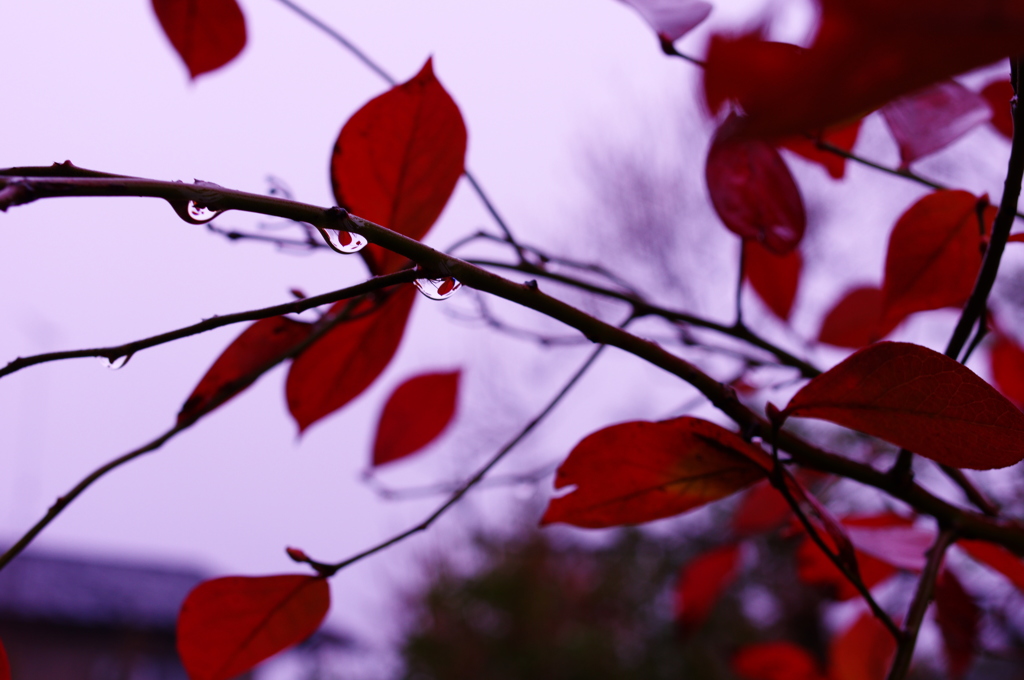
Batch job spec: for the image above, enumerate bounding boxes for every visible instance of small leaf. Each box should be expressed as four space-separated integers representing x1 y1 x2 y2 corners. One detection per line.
540 417 771 529
880 191 993 329
286 286 416 433
935 569 979 679
373 370 460 466
178 317 313 426
981 78 1015 140
783 342 1024 469
959 539 1024 592
673 543 742 633
989 332 1024 408
731 480 791 537
828 612 896 680
615 0 712 42
331 58 467 275
780 119 863 179
744 241 802 320
881 80 991 168
177 574 330 680
705 115 806 255
797 537 897 601
733 642 825 680
817 286 891 349
152 0 246 79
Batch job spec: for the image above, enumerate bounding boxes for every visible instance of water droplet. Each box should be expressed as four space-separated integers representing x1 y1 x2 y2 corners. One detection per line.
414 276 462 300
316 227 367 254
187 201 222 224
102 354 131 370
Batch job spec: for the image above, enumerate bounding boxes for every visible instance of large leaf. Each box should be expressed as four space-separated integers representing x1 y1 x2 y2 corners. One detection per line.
615 0 712 42
373 370 460 466
817 286 891 349
782 342 1024 469
981 78 1015 140
733 642 825 680
880 191 993 329
152 0 246 79
540 417 771 528
178 317 313 426
287 286 416 433
177 574 330 680
703 1 1024 139
935 569 978 679
673 543 742 632
959 539 1024 592
828 612 896 680
331 58 467 275
881 80 991 168
705 116 806 254
744 241 802 320
989 332 1024 408
780 119 862 180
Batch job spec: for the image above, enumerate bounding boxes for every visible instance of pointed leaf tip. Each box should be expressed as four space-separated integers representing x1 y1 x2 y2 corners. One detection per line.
177 574 330 680
373 370 460 466
616 0 712 43
784 342 1024 469
152 0 247 79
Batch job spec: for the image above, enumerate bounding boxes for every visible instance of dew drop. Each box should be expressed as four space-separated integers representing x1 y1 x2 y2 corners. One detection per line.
102 354 131 370
414 276 462 301
186 201 223 224
316 227 367 254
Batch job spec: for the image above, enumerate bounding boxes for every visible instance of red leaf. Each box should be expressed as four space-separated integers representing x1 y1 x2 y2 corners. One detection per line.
780 119 862 180
731 480 791 537
782 341 1024 469
705 115 806 254
959 538 1024 592
989 332 1024 408
286 286 416 433
152 0 246 79
744 241 802 320
880 191 992 330
372 370 460 466
703 2 1024 139
0 636 9 680
828 612 896 680
615 0 712 42
881 80 991 168
673 543 742 632
935 569 979 679
733 642 825 680
844 514 932 572
981 78 1015 140
540 417 771 529
797 537 897 601
331 58 467 275
817 287 892 349
177 574 330 680
178 317 313 426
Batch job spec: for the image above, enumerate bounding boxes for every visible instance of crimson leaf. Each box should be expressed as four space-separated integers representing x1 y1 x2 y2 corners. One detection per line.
152 0 246 79
673 543 742 633
373 370 460 466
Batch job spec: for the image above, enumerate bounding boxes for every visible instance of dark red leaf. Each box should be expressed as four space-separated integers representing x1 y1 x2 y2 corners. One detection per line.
0 636 8 680
981 78 1015 140
703 2 1024 139
989 332 1024 408
733 642 825 680
331 58 467 275
780 119 862 179
959 538 1024 592
744 241 802 320
828 612 896 680
177 574 330 680
782 341 1024 469
817 286 892 349
673 543 742 633
843 513 931 572
286 286 416 433
731 480 791 537
616 0 712 42
540 417 771 529
705 115 806 254
178 317 313 426
797 536 897 601
881 80 991 168
373 370 460 466
880 191 993 329
935 569 979 679
152 0 246 79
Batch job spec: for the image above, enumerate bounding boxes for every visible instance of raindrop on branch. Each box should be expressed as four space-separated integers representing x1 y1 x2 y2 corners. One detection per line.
186 201 223 224
317 227 367 254
414 277 462 300
101 354 132 370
